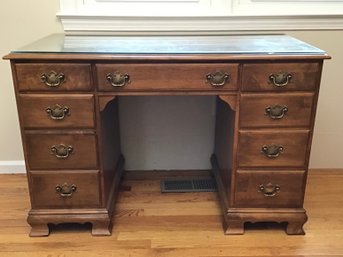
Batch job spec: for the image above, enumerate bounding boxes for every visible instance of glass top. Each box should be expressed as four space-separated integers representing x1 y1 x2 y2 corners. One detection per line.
12 34 326 55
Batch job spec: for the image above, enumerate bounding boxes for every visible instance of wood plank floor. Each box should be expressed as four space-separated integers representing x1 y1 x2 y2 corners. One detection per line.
0 169 342 257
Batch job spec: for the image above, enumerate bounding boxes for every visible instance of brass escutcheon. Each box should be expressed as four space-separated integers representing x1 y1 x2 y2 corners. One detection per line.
261 144 284 158
269 73 292 87
206 71 230 87
55 183 77 197
46 104 70 120
106 72 130 87
265 105 288 119
50 144 73 159
40 71 65 87
258 183 280 197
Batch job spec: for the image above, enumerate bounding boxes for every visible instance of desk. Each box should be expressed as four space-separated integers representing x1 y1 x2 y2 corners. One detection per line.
4 34 330 236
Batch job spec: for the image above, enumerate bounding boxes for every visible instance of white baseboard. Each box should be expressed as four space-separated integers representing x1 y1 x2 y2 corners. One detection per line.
0 161 26 174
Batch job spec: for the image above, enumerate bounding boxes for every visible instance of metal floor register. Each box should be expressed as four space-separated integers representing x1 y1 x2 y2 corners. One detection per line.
160 178 217 193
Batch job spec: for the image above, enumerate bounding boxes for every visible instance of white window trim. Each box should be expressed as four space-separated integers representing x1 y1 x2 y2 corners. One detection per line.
58 0 343 33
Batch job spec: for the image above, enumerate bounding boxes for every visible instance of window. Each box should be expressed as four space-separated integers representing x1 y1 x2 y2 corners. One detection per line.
234 0 343 15
69 0 231 16
58 0 343 32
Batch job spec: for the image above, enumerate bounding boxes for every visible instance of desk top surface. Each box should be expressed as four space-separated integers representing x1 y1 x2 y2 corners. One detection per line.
5 34 329 60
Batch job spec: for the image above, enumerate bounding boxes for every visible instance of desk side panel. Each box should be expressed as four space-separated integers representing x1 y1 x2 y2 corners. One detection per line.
214 96 236 207
98 96 123 211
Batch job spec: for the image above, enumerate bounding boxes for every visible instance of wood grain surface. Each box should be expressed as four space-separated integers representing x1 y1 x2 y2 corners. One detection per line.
0 169 342 257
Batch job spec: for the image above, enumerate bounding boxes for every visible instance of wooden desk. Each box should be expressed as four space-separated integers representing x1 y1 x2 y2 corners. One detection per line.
4 34 330 236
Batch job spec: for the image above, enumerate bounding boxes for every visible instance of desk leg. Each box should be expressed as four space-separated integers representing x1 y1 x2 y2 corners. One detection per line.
29 223 49 237
92 220 112 236
223 219 245 235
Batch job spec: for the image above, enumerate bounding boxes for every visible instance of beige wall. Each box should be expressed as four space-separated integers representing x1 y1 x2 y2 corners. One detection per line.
0 0 63 162
0 0 342 169
287 31 343 168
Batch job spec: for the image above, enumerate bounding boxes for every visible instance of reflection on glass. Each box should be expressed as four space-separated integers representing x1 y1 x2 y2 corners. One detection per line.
13 33 326 55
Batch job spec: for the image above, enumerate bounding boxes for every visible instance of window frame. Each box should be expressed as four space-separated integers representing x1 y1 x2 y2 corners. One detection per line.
58 0 343 32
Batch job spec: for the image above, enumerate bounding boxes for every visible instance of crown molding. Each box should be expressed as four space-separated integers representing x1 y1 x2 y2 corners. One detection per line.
58 14 343 34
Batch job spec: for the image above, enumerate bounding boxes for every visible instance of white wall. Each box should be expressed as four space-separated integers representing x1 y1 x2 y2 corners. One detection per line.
119 96 216 170
0 0 342 172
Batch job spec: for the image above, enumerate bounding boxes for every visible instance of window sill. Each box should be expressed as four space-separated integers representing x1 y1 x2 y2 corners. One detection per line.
57 14 343 34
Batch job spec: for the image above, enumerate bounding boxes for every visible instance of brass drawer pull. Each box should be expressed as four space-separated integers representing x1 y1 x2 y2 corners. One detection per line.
51 144 73 159
269 73 292 87
41 71 65 87
261 144 284 158
265 105 288 119
106 72 130 87
258 183 280 197
46 104 70 120
206 71 230 87
55 183 77 197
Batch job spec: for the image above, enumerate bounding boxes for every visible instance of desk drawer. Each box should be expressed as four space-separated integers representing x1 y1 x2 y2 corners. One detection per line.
239 93 314 128
15 63 92 91
241 62 321 91
29 170 101 209
96 63 238 91
26 133 98 170
234 170 305 208
19 94 95 129
237 130 309 168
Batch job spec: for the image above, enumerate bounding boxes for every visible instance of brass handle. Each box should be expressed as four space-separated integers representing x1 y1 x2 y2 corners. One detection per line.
258 183 280 197
51 144 73 159
41 71 65 87
206 72 230 87
55 183 77 197
261 144 284 158
46 104 70 120
106 72 130 87
265 105 288 119
269 73 292 87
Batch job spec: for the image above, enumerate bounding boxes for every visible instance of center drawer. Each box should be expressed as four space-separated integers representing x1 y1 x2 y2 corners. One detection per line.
96 63 238 92
25 133 98 170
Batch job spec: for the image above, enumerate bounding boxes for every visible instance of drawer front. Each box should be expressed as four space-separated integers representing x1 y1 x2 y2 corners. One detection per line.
96 63 238 91
15 63 92 91
29 170 101 209
241 62 321 91
234 170 305 208
237 130 309 168
19 94 95 129
26 133 98 170
239 93 314 128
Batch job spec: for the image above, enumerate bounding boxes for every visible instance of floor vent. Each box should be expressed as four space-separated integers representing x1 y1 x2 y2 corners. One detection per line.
161 178 217 193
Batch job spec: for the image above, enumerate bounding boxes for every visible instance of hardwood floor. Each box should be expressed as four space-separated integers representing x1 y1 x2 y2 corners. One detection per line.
0 169 342 257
